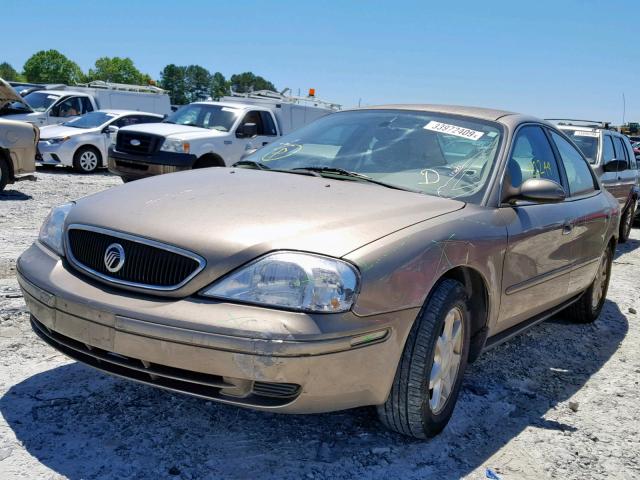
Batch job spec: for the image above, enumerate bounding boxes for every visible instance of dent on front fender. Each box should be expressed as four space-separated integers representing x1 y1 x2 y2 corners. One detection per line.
345 208 509 319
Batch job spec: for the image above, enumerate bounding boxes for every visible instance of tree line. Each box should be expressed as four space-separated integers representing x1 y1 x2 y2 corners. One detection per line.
0 49 277 105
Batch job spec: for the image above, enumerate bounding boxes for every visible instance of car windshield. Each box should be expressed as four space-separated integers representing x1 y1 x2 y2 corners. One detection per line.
563 130 599 163
63 111 117 129
243 110 503 203
163 104 238 131
18 91 61 112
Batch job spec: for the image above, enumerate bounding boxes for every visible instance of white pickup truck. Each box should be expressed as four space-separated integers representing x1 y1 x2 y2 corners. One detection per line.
0 80 171 127
107 90 340 181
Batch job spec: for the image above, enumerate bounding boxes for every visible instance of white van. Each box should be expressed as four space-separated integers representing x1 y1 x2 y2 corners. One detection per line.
0 80 171 126
108 90 340 181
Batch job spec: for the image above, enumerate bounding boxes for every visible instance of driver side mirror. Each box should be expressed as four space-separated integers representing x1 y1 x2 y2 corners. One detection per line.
503 178 566 204
236 122 258 139
603 159 628 172
105 125 118 135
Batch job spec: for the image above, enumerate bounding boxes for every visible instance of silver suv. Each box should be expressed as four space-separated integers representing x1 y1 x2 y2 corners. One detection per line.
551 119 638 242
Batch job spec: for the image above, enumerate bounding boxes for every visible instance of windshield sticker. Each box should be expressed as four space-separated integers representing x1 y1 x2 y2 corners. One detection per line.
424 121 485 141
47 95 58 99
574 131 599 138
221 107 237 112
262 143 302 162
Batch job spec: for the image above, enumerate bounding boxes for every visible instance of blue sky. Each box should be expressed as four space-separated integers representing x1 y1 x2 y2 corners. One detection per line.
2 0 638 122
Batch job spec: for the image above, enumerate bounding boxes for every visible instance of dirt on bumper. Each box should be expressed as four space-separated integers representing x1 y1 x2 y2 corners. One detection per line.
17 242 417 413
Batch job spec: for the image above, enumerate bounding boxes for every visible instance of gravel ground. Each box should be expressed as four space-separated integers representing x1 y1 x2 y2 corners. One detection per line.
0 169 639 480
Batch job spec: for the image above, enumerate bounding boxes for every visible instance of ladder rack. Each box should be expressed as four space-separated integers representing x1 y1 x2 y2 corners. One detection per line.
75 80 167 94
225 88 341 111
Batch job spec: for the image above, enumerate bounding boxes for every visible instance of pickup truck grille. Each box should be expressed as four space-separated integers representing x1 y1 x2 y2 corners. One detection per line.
66 226 205 291
116 131 162 155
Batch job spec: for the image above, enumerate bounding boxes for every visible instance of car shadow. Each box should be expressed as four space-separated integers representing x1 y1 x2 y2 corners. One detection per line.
0 190 32 201
0 299 628 479
36 165 114 177
614 236 640 259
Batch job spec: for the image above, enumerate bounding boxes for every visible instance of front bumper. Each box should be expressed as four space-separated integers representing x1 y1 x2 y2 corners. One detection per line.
17 242 416 413
107 147 196 179
36 140 74 166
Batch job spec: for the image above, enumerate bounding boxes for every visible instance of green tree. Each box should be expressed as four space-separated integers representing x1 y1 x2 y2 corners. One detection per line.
229 72 276 93
87 57 150 85
184 65 211 102
0 62 23 81
210 72 228 99
159 64 188 105
22 50 84 84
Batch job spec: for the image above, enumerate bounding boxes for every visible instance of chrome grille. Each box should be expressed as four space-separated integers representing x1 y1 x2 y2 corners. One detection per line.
65 225 205 291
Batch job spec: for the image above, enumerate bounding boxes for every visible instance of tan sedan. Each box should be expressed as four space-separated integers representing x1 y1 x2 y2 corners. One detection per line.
17 105 619 438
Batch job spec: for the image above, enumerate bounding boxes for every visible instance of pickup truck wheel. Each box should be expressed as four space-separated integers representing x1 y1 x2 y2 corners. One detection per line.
73 147 101 174
619 202 635 243
564 246 612 323
0 157 9 192
377 279 470 438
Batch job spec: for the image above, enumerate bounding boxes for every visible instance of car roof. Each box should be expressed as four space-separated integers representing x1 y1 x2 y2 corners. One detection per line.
95 109 164 117
193 101 256 110
349 104 549 128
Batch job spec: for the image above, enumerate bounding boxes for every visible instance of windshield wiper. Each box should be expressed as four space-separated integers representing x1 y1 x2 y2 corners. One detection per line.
233 160 270 170
291 167 413 192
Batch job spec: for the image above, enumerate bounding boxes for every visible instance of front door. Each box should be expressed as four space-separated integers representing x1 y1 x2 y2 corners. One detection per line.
498 125 579 331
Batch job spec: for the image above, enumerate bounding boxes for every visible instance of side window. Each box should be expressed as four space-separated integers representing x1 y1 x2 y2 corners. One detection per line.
602 135 615 162
508 126 562 188
614 137 629 169
53 97 82 117
550 131 597 196
113 115 137 128
239 111 265 135
80 97 94 114
259 111 277 136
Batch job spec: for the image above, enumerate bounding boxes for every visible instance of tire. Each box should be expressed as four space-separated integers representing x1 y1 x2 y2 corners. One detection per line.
72 146 101 173
564 246 613 323
618 202 635 243
377 279 471 438
0 157 8 192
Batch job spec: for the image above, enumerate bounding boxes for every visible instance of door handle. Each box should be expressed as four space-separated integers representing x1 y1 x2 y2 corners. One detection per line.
562 221 574 235
262 142 269 146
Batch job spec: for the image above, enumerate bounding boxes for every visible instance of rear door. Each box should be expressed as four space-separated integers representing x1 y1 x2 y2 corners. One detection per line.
498 125 581 330
548 130 609 294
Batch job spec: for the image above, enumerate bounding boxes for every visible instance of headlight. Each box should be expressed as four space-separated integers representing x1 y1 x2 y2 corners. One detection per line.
38 203 73 256
48 136 70 144
160 138 190 154
201 252 359 313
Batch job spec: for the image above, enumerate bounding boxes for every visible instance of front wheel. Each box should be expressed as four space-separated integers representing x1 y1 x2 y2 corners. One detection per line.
377 279 470 438
73 146 101 173
619 202 635 243
565 246 613 323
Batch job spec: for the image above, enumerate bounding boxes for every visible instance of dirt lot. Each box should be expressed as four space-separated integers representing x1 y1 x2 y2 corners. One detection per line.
0 170 639 480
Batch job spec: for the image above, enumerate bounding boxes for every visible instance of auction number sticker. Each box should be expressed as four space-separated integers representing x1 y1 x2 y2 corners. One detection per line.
424 121 485 140
574 131 599 138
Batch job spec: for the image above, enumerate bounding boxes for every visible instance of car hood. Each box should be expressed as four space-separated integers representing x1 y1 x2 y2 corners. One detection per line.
0 78 33 112
120 122 227 139
67 168 465 294
39 124 93 140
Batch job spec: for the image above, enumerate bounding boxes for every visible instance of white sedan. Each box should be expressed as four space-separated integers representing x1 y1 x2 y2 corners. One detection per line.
37 110 164 173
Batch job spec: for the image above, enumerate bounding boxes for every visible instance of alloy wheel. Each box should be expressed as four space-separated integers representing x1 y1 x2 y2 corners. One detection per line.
591 252 609 310
429 306 464 414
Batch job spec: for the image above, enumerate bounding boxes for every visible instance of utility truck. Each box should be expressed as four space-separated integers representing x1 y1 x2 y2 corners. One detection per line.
0 79 171 126
107 89 340 181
